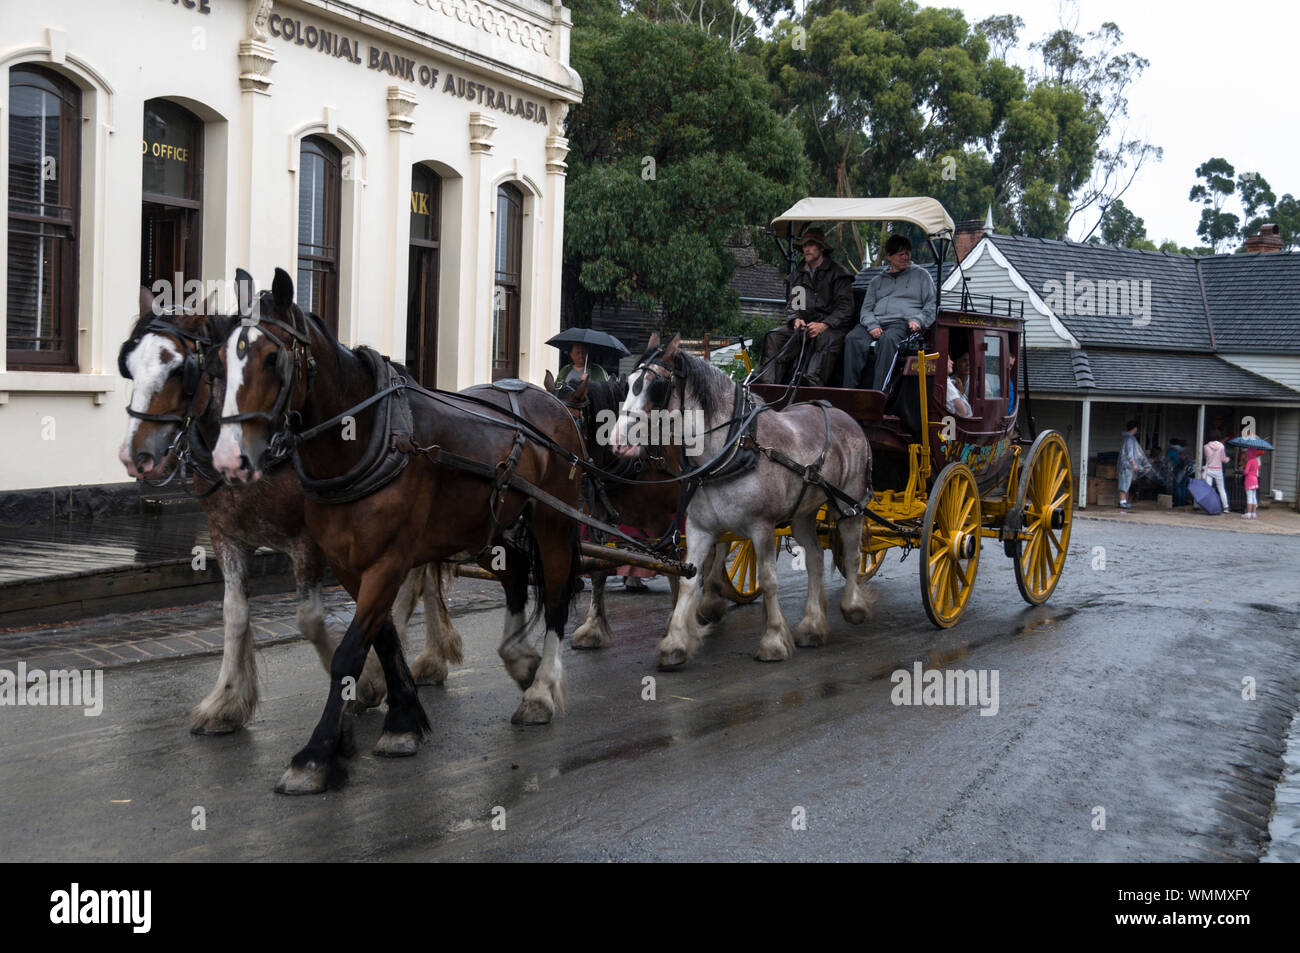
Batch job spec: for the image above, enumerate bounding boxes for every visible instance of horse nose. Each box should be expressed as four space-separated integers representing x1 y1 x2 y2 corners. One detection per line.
134 452 156 475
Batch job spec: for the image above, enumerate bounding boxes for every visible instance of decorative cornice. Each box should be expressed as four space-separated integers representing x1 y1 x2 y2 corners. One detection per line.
238 39 277 95
411 0 552 56
468 112 497 155
387 86 418 133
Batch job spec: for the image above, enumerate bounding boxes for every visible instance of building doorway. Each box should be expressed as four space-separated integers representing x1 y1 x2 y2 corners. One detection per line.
406 164 440 387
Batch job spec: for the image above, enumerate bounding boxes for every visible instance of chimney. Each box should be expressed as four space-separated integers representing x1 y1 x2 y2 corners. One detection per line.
954 219 985 262
1244 223 1284 254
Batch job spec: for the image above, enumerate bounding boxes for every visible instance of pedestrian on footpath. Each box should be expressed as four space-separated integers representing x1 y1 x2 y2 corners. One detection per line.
1242 448 1262 519
1202 437 1231 514
1118 420 1150 510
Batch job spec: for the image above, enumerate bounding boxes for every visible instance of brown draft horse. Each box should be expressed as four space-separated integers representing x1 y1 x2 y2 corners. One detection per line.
212 269 584 794
545 370 683 647
118 279 461 734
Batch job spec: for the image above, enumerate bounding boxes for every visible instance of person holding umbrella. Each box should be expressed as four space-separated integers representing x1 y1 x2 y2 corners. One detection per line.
559 342 608 384
1227 434 1274 520
548 328 629 384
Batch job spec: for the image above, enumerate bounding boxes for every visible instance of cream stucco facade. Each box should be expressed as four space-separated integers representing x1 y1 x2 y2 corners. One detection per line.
0 0 581 491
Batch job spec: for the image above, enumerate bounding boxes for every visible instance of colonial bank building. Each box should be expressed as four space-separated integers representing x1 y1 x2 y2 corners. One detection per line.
0 0 582 506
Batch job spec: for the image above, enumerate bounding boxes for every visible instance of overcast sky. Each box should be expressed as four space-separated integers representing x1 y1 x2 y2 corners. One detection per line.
949 0 1300 246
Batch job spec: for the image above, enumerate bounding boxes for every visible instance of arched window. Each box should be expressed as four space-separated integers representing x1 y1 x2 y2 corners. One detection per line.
297 135 341 335
406 163 441 387
140 99 203 293
7 66 81 370
492 183 522 380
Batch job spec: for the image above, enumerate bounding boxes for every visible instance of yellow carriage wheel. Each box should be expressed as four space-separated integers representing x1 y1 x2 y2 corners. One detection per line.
919 463 981 629
718 538 762 604
1013 431 1073 605
859 544 886 582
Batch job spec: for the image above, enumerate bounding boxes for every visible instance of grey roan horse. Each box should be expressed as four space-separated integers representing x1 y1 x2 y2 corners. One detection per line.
613 333 874 668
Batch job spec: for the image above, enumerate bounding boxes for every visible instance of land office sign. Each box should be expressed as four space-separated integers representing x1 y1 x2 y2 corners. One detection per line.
268 13 549 125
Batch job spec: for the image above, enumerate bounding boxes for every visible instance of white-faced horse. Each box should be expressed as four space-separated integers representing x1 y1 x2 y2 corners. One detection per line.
119 278 462 733
613 334 874 667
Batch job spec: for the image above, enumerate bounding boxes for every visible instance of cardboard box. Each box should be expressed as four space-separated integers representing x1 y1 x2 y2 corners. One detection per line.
1095 464 1117 480
1157 493 1173 508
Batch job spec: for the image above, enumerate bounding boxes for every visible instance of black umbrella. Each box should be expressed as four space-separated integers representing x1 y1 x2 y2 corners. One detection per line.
546 328 630 356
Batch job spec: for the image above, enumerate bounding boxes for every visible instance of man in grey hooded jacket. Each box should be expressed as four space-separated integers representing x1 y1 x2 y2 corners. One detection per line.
841 234 936 390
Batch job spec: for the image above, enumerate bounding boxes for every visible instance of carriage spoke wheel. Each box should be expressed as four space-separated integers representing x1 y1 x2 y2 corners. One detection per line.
1014 431 1073 605
718 538 762 604
920 463 981 629
859 544 886 582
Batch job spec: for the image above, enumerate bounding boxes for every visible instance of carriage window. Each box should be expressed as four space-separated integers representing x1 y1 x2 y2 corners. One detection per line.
297 136 341 336
491 184 522 381
983 335 1002 399
7 66 81 370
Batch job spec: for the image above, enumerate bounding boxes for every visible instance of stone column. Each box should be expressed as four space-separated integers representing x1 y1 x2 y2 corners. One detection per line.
382 87 418 356
462 112 496 387
535 109 570 384
235 1 278 288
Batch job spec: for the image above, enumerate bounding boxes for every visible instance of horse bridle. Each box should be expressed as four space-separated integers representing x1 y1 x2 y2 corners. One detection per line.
218 293 316 460
629 345 681 410
119 314 231 490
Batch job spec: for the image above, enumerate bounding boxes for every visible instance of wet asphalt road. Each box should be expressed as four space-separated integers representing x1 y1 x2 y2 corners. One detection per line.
1 518 1297 862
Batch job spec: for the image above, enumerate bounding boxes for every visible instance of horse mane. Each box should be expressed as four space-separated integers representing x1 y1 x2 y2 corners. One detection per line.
676 349 729 422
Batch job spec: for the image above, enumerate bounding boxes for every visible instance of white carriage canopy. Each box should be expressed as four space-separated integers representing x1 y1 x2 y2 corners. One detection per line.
772 197 956 238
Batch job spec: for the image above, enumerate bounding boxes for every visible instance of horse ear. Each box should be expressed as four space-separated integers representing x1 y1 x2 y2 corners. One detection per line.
647 332 660 349
235 269 256 318
664 333 681 357
544 369 555 391
272 268 294 310
139 285 156 319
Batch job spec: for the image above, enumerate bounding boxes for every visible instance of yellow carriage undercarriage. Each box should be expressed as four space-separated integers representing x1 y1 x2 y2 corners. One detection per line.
711 348 1073 629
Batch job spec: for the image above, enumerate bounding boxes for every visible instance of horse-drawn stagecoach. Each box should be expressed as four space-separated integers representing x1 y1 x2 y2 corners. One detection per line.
716 197 1073 628
117 195 1071 793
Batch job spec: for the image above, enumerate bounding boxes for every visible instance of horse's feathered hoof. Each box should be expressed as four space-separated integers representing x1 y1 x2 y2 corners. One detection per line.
274 761 335 796
190 721 242 736
511 698 555 725
841 607 867 625
410 655 449 686
657 646 690 670
373 731 422 757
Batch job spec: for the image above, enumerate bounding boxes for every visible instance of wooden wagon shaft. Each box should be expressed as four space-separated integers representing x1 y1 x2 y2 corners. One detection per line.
454 542 693 581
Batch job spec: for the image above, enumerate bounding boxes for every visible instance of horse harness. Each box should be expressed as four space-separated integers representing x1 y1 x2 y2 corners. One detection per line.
120 315 237 496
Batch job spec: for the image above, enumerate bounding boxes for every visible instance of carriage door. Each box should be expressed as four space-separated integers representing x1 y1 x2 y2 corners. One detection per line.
492 184 523 381
140 100 202 297
406 165 440 387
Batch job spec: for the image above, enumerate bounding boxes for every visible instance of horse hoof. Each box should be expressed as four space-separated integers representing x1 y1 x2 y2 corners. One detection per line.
794 633 826 648
190 721 242 736
657 647 690 670
275 762 331 796
410 657 448 686
511 698 555 726
755 640 794 662
841 607 867 625
373 731 421 758
570 626 611 650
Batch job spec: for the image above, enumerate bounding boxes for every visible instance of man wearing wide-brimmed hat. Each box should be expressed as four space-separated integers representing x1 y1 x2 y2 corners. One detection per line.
756 228 855 387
